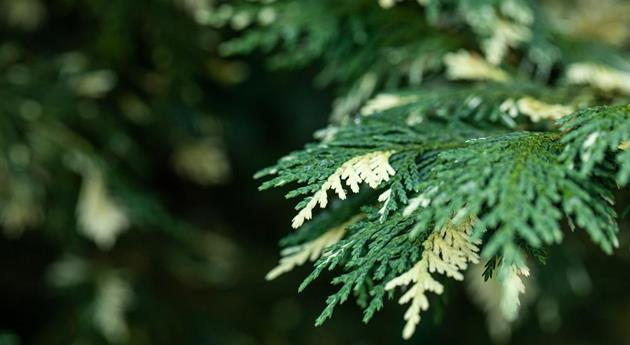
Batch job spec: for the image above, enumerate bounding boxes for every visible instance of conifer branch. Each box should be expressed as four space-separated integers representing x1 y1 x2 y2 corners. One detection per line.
247 0 630 340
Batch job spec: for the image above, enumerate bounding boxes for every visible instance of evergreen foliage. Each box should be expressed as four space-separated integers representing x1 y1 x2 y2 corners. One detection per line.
243 0 630 339
1 0 629 343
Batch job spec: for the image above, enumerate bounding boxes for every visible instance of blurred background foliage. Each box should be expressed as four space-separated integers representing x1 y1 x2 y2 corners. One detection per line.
0 0 628 345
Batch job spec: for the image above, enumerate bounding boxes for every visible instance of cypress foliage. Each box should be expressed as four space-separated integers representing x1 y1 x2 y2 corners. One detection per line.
231 0 630 339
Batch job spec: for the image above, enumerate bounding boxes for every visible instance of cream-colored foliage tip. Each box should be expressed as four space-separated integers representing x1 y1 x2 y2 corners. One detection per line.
292 151 395 229
385 218 480 339
266 217 361 280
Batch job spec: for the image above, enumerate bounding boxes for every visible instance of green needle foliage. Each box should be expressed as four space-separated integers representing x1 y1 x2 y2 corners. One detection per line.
234 0 630 340
560 104 630 184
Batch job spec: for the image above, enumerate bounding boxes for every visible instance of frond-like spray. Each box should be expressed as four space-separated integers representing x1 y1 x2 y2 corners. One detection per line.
498 262 531 322
385 217 480 339
515 97 574 122
266 216 361 280
444 50 509 82
482 19 531 65
466 261 535 343
361 94 419 116
500 97 574 122
386 258 442 339
292 151 395 229
249 0 630 339
566 63 630 94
